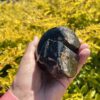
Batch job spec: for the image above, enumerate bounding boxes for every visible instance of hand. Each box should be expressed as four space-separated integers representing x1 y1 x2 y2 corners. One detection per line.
10 36 90 100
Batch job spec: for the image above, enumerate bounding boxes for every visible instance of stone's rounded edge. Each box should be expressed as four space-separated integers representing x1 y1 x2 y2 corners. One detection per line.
36 26 80 79
57 26 80 49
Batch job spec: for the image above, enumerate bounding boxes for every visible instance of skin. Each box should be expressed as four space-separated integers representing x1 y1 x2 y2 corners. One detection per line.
10 36 90 100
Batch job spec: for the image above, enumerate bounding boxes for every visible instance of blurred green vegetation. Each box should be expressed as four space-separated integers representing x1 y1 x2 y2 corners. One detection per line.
0 0 100 99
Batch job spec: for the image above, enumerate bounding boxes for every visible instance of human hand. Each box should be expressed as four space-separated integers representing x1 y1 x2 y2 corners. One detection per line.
10 36 90 100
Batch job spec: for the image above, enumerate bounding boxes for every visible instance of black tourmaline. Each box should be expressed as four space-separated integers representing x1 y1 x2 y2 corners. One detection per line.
36 26 80 78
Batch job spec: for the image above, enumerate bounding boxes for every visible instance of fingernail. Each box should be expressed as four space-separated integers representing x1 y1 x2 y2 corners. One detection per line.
33 36 38 41
79 44 89 52
33 36 37 40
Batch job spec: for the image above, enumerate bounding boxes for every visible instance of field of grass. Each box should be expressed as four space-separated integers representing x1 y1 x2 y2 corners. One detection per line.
0 0 100 99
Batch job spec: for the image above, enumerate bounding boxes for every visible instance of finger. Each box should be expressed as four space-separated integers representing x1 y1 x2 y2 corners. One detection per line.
78 48 90 67
79 39 82 44
19 36 39 69
79 43 89 52
13 36 39 89
58 48 90 89
17 36 39 74
25 36 39 56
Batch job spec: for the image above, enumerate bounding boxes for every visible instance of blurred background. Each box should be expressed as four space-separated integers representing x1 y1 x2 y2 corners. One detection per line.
0 0 100 99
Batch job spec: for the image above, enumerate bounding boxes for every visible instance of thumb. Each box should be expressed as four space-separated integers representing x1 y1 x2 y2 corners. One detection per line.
12 36 39 90
24 36 39 58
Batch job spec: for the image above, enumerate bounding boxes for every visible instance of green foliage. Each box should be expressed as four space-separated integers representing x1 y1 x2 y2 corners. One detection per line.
0 0 100 99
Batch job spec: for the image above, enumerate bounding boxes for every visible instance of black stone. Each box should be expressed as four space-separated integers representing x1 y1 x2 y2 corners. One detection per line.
36 26 80 78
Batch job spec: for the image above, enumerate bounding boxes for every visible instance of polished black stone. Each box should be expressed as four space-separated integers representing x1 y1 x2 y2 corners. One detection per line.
36 26 80 78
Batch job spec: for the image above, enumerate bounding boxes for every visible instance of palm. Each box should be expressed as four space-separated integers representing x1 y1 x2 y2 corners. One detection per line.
10 37 90 100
